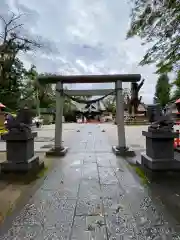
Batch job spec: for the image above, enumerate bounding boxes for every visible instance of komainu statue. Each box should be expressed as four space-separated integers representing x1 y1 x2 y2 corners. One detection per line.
148 115 174 132
6 106 32 133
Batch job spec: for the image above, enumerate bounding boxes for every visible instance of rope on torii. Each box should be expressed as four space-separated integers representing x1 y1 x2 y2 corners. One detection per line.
55 88 123 104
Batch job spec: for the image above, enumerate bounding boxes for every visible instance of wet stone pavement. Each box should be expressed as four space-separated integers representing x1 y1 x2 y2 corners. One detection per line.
1 124 180 239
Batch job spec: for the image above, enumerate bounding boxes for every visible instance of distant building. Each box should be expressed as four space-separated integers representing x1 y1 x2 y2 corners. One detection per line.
74 101 106 121
137 103 147 115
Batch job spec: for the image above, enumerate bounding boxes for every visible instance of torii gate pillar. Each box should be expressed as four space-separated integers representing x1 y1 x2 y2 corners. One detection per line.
112 80 135 156
115 80 126 150
46 81 68 157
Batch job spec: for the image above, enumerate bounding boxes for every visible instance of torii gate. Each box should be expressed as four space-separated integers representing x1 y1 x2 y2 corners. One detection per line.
38 74 141 156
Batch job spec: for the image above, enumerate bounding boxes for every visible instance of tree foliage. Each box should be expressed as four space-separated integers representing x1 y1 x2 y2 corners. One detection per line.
171 70 180 101
0 12 52 110
21 67 56 110
0 13 40 84
127 0 180 74
154 74 171 107
0 58 27 109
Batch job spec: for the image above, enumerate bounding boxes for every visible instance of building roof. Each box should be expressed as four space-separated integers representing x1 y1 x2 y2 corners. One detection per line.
138 103 147 111
74 101 106 112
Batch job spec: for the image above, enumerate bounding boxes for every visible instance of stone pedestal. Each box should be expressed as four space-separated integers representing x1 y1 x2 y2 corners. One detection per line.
46 147 68 157
140 130 180 171
112 146 135 157
0 131 43 173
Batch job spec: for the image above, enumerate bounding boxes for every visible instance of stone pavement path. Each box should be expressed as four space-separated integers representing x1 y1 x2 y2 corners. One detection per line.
0 124 180 239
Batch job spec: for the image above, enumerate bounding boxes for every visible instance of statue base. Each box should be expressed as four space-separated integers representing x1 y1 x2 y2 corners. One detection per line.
0 130 44 174
141 153 180 171
137 129 180 180
46 147 68 157
112 146 135 157
0 155 44 173
137 154 180 181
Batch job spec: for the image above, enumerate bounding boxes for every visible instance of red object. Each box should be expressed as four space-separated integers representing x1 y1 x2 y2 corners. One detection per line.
175 99 180 104
0 103 6 108
174 130 180 148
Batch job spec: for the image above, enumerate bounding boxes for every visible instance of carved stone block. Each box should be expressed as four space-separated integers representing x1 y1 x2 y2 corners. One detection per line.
139 130 180 172
0 131 43 173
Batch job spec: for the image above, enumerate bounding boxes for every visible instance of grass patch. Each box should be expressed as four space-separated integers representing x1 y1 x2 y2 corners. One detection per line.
132 165 149 185
37 166 49 178
37 157 53 177
6 202 16 217
1 172 41 185
0 162 48 184
0 129 7 134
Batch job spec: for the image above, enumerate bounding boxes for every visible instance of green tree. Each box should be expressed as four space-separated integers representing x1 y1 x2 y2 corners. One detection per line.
127 0 180 74
155 74 171 107
171 70 180 101
0 12 40 109
21 68 56 111
0 13 40 84
0 58 28 109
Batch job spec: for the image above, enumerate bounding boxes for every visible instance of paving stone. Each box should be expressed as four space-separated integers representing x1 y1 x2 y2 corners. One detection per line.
96 153 114 160
42 187 79 200
115 168 141 191
122 187 168 228
71 216 107 240
97 159 112 167
37 224 72 240
131 197 167 228
11 193 76 228
110 157 125 169
42 169 81 191
69 159 83 168
81 166 99 180
83 161 97 167
12 192 53 226
1 224 42 240
83 156 97 163
136 224 180 240
48 198 77 211
76 198 103 216
105 209 137 239
79 179 101 198
42 177 80 191
71 217 90 240
98 167 119 185
44 210 74 228
101 184 124 205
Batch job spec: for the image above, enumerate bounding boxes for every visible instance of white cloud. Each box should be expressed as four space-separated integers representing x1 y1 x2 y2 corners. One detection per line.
0 0 159 104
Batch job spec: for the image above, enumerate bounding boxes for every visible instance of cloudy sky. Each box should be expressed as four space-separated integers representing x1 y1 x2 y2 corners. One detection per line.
1 0 158 103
